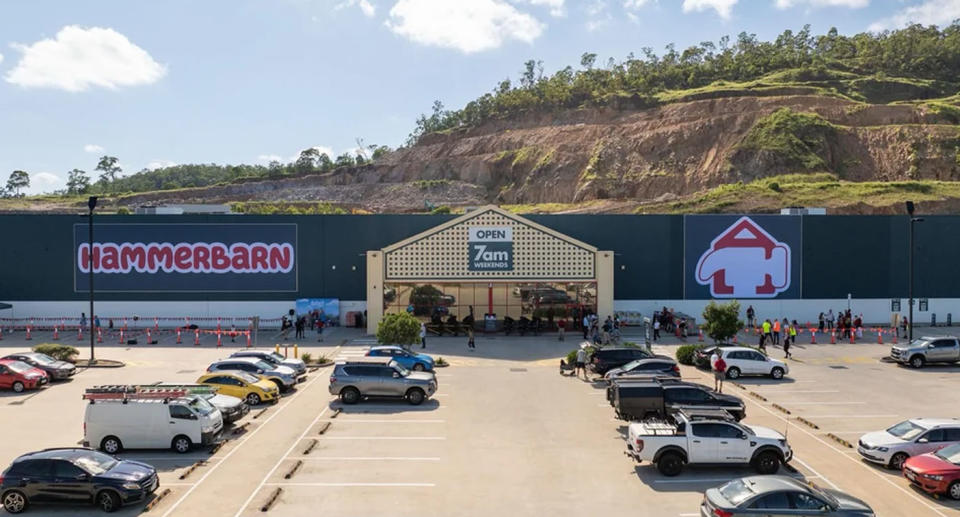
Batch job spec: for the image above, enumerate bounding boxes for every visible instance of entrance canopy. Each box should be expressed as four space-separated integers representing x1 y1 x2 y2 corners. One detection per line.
366 205 614 334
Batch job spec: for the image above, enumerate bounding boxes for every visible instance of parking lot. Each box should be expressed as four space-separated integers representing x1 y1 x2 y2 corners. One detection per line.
1 328 960 516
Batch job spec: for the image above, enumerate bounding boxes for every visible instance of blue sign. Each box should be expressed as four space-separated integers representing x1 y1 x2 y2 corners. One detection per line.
74 223 298 292
295 298 340 321
684 215 801 299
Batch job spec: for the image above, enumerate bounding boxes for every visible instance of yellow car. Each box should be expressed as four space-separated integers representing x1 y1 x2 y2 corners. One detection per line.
196 371 279 406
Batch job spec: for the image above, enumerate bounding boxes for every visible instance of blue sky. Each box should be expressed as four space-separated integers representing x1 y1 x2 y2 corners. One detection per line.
1 0 958 194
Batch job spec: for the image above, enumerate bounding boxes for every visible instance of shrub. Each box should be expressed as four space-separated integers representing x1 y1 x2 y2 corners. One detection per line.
377 312 421 346
435 357 449 367
701 300 744 343
32 343 79 362
430 205 452 214
300 352 313 364
676 344 704 366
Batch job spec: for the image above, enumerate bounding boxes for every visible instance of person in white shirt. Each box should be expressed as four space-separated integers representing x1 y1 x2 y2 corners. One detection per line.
653 318 661 341
420 323 427 349
575 344 588 380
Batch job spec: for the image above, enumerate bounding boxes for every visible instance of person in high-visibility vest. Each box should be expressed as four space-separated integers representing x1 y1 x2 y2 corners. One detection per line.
786 320 797 359
761 319 772 350
772 319 781 346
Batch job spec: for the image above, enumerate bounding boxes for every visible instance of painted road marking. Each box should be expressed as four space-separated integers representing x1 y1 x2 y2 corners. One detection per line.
803 414 898 418
287 456 441 461
318 436 446 440
265 482 435 487
784 402 866 405
319 419 445 423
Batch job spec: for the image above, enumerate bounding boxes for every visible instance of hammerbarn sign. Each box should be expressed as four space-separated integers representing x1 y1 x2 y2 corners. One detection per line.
74 223 298 292
468 226 513 272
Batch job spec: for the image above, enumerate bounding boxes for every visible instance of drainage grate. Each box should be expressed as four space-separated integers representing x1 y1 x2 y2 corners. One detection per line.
509 368 528 372
828 365 848 369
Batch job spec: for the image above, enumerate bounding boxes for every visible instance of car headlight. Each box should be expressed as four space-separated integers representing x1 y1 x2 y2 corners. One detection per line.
122 482 141 490
923 474 944 480
876 447 889 452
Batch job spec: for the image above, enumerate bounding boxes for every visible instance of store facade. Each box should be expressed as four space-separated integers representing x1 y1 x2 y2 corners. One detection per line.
365 206 614 334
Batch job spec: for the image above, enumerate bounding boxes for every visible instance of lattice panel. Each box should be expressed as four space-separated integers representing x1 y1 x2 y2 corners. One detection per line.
385 211 595 280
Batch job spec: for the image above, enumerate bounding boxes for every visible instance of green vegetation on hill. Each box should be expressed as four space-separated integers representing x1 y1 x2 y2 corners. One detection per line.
410 23 960 142
736 108 838 171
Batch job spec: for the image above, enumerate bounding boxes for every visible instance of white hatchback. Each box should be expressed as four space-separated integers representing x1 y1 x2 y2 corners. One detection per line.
718 347 789 380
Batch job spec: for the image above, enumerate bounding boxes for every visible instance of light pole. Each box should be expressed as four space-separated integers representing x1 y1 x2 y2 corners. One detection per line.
906 201 924 342
88 196 98 364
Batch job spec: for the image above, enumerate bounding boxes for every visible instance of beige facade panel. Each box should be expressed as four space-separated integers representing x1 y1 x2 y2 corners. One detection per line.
384 207 595 281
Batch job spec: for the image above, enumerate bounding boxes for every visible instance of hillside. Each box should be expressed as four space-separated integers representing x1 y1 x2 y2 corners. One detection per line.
4 24 960 215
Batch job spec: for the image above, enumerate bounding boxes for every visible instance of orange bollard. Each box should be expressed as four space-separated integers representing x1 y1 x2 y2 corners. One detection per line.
194 329 200 346
176 328 182 344
850 329 856 344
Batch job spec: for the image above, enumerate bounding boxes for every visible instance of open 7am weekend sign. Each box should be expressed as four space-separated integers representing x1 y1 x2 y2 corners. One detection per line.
74 223 298 292
468 227 513 272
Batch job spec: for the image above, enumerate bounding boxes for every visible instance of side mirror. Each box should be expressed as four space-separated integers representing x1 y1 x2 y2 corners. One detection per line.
918 437 929 443
257 369 264 374
75 473 89 481
393 372 400 378
740 433 748 440
928 344 936 349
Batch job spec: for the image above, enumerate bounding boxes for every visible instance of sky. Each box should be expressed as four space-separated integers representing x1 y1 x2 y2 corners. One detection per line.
1 0 958 195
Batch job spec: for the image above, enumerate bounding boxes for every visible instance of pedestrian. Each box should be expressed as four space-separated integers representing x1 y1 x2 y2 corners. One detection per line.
280 316 291 339
582 314 590 340
787 320 797 358
653 317 661 341
762 319 772 348
781 318 789 346
901 315 909 338
557 318 566 341
295 317 304 339
746 305 755 328
679 317 687 339
818 312 825 333
420 322 427 349
94 315 101 331
80 312 87 330
711 349 726 393
467 325 475 351
316 319 324 342
826 309 835 330
772 319 781 346
575 344 588 380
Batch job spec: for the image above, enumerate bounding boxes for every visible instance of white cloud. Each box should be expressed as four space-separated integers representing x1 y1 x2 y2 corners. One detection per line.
84 144 104 154
682 0 737 18
28 172 64 194
5 25 167 92
586 0 612 30
257 154 285 164
623 0 650 9
0 53 3 65
775 0 867 8
145 160 177 171
869 0 960 31
335 0 376 17
517 0 566 17
386 0 545 53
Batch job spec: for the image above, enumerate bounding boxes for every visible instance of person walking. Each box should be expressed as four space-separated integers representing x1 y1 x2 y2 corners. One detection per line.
772 319 781 346
575 344 588 380
786 321 797 358
80 313 87 331
653 317 661 341
711 349 726 393
557 318 566 342
582 315 590 340
901 315 909 338
420 323 427 349
818 312 825 333
781 318 789 346
826 309 835 331
467 325 475 351
746 305 755 329
762 319 772 348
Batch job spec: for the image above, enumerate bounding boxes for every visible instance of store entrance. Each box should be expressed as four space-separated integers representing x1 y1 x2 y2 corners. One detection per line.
383 281 597 335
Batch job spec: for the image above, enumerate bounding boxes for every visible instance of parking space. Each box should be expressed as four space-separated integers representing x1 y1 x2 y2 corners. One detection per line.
3 331 960 516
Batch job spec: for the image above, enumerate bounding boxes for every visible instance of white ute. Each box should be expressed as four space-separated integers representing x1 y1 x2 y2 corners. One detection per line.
625 409 792 476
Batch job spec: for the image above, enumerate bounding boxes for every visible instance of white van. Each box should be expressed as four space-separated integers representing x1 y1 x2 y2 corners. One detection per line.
83 393 223 454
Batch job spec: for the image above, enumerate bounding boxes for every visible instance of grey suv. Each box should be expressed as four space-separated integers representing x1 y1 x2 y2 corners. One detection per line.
329 357 437 405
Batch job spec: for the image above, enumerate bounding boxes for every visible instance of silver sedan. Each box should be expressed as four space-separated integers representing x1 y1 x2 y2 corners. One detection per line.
701 476 874 516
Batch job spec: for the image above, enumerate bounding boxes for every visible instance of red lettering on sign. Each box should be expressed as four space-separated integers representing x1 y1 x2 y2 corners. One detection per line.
230 244 250 270
120 245 146 272
251 246 268 271
174 247 192 270
212 245 231 270
77 241 295 274
193 245 211 271
269 245 293 272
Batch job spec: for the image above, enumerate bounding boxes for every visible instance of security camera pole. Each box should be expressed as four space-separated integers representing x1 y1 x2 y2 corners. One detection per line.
905 200 924 342
88 196 98 364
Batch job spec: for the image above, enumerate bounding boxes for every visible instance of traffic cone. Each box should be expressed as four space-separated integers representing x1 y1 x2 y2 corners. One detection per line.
216 331 222 348
97 328 103 343
850 329 855 344
810 329 816 344
146 329 152 344
877 329 883 344
194 329 200 346
25 326 31 341
119 329 124 344
53 326 59 340
246 331 252 348
830 331 836 344
176 328 182 344
698 329 704 342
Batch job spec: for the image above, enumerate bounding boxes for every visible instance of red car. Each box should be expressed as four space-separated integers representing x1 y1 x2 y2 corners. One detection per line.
0 359 49 393
903 442 960 500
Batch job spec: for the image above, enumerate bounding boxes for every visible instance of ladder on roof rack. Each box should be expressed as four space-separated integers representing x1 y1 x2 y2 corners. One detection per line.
82 385 195 402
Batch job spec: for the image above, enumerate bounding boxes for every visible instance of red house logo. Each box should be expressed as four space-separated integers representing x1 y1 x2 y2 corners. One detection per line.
695 217 791 298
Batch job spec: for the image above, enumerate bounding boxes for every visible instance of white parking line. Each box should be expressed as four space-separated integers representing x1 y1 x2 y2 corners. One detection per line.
287 456 441 461
319 419 445 423
160 345 340 517
784 402 865 405
319 436 446 440
791 457 839 490
765 390 839 393
265 482 435 487
803 414 898 418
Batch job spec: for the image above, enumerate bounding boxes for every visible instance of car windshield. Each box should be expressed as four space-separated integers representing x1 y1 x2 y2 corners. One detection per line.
622 359 643 370
807 484 839 507
252 360 273 371
235 371 260 384
719 479 755 506
909 339 932 348
5 361 33 373
887 420 928 440
73 452 118 475
389 360 410 376
269 352 286 362
26 353 56 365
188 396 216 416
934 444 960 465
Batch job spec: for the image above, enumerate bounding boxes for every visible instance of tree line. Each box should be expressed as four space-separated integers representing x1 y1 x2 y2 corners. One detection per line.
407 23 960 143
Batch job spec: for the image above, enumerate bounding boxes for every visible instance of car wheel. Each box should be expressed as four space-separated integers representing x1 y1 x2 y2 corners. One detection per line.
656 452 684 477
96 490 120 513
406 388 425 406
2 490 28 514
726 367 741 380
770 367 784 380
11 381 24 393
340 387 361 405
948 481 960 501
272 379 287 392
889 452 909 470
413 363 425 372
910 355 925 369
246 393 261 406
753 451 781 474
100 436 123 454
172 435 192 454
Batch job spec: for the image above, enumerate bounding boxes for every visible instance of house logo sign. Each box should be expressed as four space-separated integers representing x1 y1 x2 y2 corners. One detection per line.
695 217 791 298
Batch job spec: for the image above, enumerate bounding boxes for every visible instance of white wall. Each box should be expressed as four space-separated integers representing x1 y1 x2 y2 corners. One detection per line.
614 298 960 327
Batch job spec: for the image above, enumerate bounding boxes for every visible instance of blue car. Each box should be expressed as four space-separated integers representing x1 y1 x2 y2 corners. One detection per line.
1 448 158 513
365 346 435 371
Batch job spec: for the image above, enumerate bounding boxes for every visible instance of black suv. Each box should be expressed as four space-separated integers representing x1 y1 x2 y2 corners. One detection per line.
589 347 658 374
608 378 746 421
0 448 158 513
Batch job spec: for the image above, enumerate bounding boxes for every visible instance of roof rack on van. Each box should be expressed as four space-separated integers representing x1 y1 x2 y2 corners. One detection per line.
140 383 218 395
82 385 193 403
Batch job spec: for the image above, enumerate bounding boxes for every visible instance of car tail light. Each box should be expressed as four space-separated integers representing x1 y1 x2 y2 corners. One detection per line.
329 376 336 383
672 365 680 374
713 510 733 517
635 438 644 452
